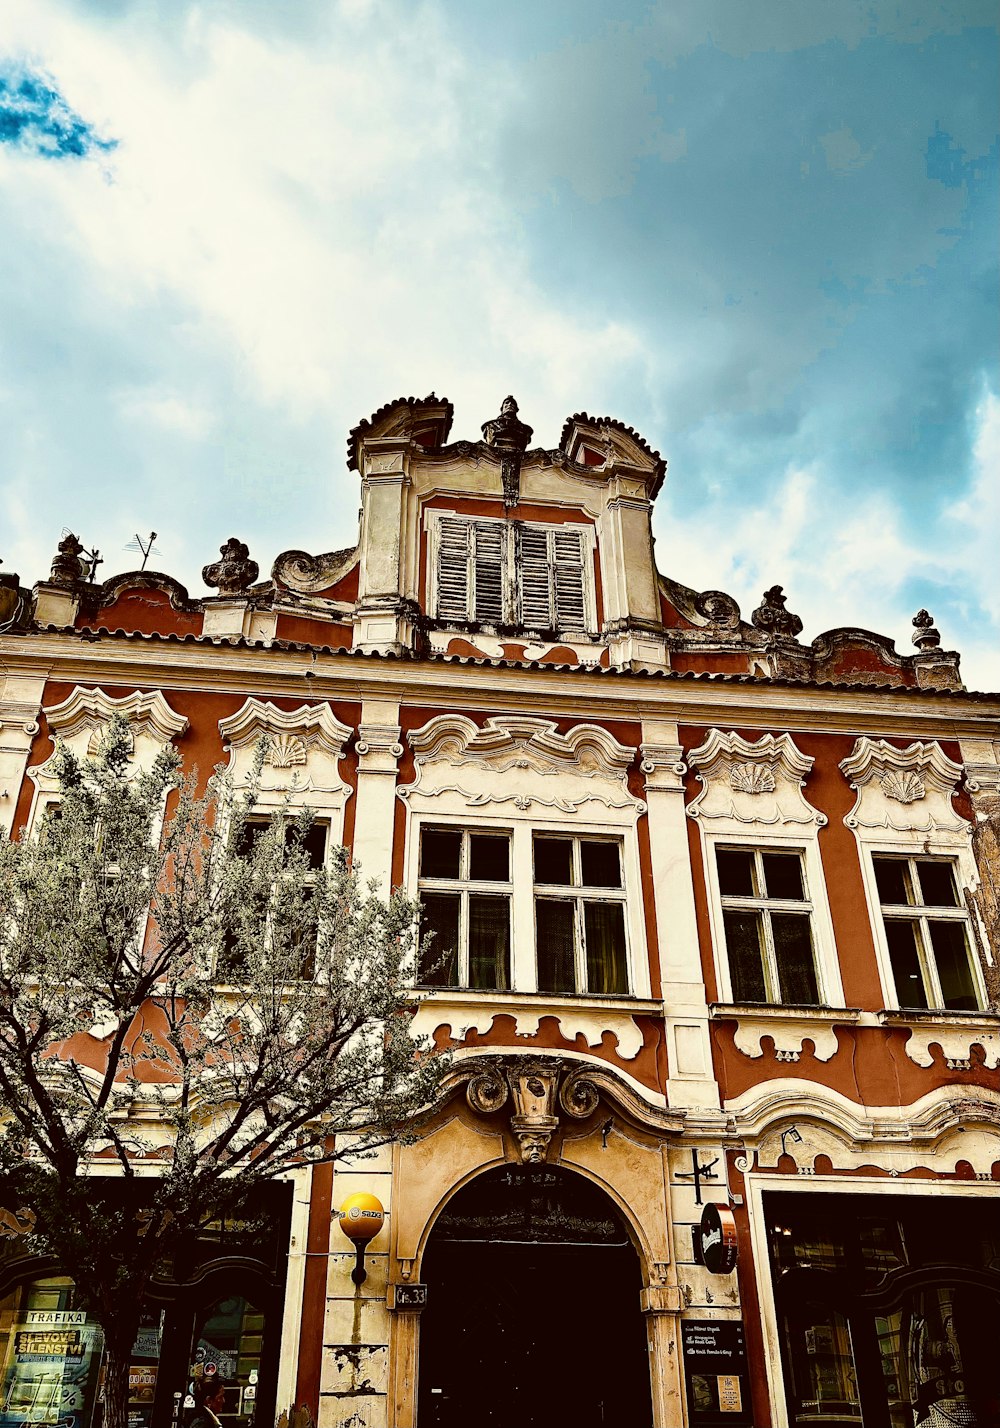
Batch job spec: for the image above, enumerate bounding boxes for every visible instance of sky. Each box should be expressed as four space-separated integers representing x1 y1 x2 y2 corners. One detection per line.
1 0 997 687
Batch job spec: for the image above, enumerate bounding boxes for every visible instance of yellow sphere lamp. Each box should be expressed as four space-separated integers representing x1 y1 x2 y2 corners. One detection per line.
337 1192 385 1285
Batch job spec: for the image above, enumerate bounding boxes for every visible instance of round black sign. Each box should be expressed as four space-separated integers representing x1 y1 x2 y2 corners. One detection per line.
698 1201 738 1274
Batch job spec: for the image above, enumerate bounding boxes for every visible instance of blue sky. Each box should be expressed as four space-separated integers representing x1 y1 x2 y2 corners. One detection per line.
1 0 997 686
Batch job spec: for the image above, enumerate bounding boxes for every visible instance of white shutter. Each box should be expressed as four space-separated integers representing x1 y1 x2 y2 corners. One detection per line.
436 517 471 621
519 525 553 629
472 521 505 624
552 529 587 630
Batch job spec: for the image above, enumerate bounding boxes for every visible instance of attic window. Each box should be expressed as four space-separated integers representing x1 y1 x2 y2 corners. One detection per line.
432 515 592 634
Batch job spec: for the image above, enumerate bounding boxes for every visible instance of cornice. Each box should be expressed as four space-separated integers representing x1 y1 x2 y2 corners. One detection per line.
4 635 1000 738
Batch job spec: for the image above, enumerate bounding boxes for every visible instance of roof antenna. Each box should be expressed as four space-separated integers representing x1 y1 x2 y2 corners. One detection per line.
125 532 160 571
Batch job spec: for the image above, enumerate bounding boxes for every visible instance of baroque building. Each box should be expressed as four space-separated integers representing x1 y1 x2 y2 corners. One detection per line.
1 393 999 1428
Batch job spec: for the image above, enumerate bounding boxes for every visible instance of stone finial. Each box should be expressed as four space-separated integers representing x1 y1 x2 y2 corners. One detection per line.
482 396 534 507
49 533 87 586
202 538 259 597
912 609 941 651
751 585 803 640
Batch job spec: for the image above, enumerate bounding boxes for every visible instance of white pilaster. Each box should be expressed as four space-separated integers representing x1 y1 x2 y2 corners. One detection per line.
353 701 404 892
0 674 45 836
642 720 719 1109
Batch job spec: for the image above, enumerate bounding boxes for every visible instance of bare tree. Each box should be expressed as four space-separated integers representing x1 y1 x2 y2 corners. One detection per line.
0 717 442 1428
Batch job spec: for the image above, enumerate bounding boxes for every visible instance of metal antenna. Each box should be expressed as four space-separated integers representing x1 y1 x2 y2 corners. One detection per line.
124 532 160 571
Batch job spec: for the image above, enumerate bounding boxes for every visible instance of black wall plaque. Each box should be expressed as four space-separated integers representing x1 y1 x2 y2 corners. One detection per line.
682 1319 751 1425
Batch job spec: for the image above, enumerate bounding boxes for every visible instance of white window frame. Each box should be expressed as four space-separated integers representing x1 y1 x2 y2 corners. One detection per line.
858 841 986 1012
713 844 823 1005
839 737 984 1014
215 700 355 986
425 509 597 636
687 731 844 1010
532 832 631 996
416 824 514 990
406 812 648 999
701 830 843 1006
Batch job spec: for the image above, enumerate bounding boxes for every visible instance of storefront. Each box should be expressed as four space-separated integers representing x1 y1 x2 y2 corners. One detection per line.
763 1189 1000 1428
0 1185 293 1428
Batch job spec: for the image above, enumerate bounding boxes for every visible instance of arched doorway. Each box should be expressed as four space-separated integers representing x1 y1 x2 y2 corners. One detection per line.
417 1163 653 1428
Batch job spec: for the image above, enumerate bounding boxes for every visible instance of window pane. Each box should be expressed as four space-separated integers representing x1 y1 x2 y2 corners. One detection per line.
929 921 979 1010
297 820 328 871
580 840 621 888
884 919 928 1008
873 857 909 906
534 837 573 885
762 853 805 901
280 885 317 979
584 902 627 994
772 913 819 1004
420 827 462 880
233 817 271 859
717 849 755 897
468 895 510 991
469 834 510 882
419 893 460 987
724 910 767 1002
535 898 576 992
915 859 959 908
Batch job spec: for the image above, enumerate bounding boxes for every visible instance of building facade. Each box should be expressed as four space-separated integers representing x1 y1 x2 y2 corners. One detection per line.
1 393 999 1428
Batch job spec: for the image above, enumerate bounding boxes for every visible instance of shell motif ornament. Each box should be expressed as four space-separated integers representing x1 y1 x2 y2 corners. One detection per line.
266 733 308 769
879 769 926 804
729 764 777 795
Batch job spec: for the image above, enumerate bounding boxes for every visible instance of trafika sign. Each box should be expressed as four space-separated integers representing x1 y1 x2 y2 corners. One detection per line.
698 1201 738 1275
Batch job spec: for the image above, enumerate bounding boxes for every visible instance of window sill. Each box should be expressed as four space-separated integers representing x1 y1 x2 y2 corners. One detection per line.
409 988 660 1061
877 1007 999 1027
709 1003 861 1064
876 1007 1000 1071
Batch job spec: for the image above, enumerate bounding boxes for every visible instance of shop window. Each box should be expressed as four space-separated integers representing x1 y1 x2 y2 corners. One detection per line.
533 835 628 995
784 1303 861 1425
715 847 820 1004
431 515 592 634
872 855 981 1011
768 1192 1000 1428
417 827 511 990
0 1276 105 1428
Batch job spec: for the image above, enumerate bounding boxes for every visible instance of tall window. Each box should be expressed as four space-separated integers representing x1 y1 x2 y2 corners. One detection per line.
222 817 329 979
872 855 981 1011
434 516 590 632
716 847 820 1004
533 836 628 995
418 827 512 990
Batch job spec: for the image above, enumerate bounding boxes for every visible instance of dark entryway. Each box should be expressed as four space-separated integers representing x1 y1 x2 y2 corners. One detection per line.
418 1164 653 1428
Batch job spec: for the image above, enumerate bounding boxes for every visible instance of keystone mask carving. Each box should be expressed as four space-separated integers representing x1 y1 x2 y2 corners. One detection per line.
202 538 259 596
482 396 533 508
465 1058 601 1164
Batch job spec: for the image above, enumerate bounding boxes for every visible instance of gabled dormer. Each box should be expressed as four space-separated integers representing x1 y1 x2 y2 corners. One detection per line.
343 394 670 667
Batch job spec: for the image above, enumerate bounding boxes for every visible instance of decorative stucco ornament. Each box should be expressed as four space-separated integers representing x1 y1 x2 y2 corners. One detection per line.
49 532 87 586
912 608 941 650
202 537 259 596
481 395 533 507
751 584 803 640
